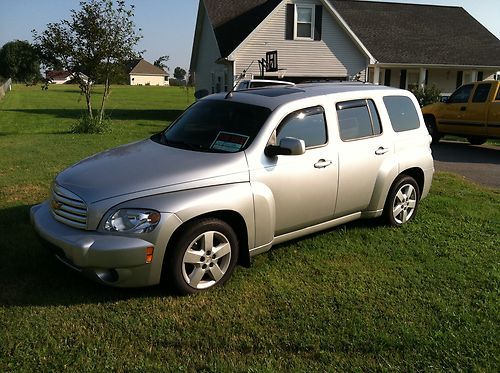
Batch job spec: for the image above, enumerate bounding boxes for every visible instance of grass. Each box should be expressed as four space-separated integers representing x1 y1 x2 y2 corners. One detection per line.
1 85 499 371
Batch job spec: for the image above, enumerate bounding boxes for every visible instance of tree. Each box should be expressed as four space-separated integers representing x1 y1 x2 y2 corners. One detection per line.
154 55 169 72
0 40 41 83
33 0 142 127
174 67 186 80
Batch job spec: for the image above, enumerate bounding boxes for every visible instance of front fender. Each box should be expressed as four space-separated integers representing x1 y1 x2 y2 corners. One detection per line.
109 182 256 253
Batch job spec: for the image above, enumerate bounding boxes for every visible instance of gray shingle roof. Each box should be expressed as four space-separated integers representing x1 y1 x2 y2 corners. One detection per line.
203 0 282 57
129 59 168 76
331 0 500 66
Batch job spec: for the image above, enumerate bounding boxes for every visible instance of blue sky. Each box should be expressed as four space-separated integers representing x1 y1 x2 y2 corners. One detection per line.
0 0 498 72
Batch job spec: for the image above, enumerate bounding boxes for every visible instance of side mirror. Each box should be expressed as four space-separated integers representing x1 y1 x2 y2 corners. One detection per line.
440 96 449 103
265 137 306 157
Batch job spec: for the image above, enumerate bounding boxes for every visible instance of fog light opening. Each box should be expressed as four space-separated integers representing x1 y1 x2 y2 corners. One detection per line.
146 246 154 264
95 268 119 283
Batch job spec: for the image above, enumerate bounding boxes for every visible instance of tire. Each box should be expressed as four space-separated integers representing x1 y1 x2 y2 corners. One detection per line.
164 218 239 295
384 175 421 227
424 116 442 143
467 136 486 146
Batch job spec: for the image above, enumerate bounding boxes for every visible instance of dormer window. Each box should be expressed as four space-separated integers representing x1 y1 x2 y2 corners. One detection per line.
295 5 314 39
286 4 323 41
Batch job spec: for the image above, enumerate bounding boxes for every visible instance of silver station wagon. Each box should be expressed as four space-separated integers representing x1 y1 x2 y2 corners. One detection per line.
31 83 434 294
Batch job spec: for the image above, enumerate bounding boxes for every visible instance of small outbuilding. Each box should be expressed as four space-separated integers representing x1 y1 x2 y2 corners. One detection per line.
129 59 169 86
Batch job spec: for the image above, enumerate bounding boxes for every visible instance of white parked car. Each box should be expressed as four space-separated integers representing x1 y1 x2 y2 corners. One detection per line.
31 83 434 294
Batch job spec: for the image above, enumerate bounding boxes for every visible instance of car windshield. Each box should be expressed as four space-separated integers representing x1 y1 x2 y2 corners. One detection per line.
161 100 271 153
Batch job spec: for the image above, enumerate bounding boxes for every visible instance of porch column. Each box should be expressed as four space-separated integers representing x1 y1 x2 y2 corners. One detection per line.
470 70 478 82
373 65 380 85
419 67 427 91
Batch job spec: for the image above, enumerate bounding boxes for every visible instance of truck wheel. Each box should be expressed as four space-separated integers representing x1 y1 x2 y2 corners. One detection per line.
165 218 239 295
424 116 441 143
384 175 420 227
467 136 486 146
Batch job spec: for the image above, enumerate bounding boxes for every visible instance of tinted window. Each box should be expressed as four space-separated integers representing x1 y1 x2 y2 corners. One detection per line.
383 96 420 132
276 106 327 147
496 87 500 101
336 99 382 141
472 84 491 103
164 100 271 153
448 84 473 104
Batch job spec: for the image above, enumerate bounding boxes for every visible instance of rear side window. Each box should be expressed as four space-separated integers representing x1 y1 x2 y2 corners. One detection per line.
383 96 420 132
336 99 382 141
276 106 327 147
472 84 492 103
496 87 500 101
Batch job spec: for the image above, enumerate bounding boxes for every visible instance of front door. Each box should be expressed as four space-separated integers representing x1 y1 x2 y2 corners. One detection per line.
250 106 338 236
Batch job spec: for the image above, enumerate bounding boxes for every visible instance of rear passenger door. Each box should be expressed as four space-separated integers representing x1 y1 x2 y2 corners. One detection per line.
460 83 491 136
334 99 392 217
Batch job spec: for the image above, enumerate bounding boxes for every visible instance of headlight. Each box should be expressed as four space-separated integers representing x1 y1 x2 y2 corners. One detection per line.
104 209 161 233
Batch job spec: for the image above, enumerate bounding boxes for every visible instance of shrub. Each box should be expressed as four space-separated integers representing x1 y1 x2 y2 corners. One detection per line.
71 113 112 134
410 85 441 107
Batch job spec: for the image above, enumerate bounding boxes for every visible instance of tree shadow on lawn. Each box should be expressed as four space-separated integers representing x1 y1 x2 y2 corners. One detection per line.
3 109 184 123
0 205 165 308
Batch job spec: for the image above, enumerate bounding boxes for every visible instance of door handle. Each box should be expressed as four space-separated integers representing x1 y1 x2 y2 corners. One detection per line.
460 106 467 111
314 159 332 168
375 147 389 155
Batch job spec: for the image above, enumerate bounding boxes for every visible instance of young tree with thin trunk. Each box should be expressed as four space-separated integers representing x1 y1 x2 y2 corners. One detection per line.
33 0 142 127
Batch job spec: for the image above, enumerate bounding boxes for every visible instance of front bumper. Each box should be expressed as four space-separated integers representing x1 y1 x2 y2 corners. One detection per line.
30 201 178 287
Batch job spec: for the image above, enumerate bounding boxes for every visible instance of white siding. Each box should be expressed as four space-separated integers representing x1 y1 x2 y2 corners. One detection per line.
130 74 168 86
234 0 368 80
193 7 232 93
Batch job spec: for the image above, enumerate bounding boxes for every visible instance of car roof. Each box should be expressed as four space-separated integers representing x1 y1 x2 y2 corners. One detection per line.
203 82 401 110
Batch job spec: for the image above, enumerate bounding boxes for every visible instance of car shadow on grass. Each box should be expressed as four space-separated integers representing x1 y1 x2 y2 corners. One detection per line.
0 205 166 307
3 109 184 122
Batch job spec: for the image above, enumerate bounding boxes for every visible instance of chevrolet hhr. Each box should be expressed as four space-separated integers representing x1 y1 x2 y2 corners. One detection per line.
31 83 434 294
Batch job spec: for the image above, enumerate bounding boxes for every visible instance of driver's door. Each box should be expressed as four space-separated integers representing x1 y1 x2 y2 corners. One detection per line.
250 106 338 236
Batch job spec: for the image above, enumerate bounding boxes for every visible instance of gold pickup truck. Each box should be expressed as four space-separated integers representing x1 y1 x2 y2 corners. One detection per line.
422 80 500 144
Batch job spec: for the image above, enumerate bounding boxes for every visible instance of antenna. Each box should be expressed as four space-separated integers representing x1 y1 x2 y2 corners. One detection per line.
225 60 255 99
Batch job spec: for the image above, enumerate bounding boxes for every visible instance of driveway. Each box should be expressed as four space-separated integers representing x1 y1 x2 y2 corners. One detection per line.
431 141 500 189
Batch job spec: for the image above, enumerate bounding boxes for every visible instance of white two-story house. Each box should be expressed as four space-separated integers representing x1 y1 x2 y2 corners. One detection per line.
190 0 500 95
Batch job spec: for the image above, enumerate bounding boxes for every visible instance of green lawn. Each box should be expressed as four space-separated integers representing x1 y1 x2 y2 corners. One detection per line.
0 85 499 371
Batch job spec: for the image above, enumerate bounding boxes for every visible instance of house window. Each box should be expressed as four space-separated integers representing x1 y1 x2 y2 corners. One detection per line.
295 5 314 39
406 70 419 91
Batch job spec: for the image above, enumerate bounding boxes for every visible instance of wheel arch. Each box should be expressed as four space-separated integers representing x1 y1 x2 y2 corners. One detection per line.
164 210 251 272
399 167 425 198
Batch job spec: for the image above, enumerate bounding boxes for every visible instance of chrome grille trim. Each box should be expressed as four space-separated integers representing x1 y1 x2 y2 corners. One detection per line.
51 184 88 229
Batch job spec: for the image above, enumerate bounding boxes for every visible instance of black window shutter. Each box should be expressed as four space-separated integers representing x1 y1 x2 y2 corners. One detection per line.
399 69 407 89
425 70 429 86
477 71 483 81
314 5 323 41
456 71 463 88
285 4 294 40
384 69 391 86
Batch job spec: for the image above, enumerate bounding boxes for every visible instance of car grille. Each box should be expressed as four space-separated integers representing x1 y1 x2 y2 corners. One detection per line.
51 184 88 229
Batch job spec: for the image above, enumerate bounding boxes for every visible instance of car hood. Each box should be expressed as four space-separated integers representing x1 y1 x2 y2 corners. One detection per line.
56 139 250 203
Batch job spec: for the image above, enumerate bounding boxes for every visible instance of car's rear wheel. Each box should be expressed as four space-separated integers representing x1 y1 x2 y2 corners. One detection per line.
165 218 239 295
384 175 420 227
424 116 442 143
467 136 486 145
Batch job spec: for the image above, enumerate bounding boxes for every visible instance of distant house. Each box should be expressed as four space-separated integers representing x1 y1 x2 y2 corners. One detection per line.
46 71 89 84
190 0 500 95
129 59 169 86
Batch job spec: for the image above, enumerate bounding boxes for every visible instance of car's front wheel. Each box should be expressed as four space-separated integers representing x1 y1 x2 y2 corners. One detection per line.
164 218 239 295
384 175 420 227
